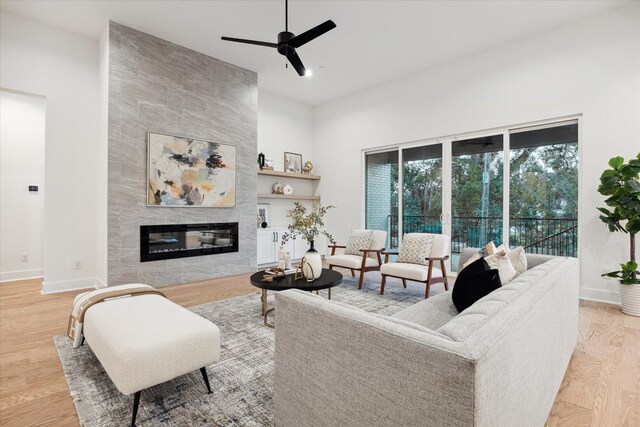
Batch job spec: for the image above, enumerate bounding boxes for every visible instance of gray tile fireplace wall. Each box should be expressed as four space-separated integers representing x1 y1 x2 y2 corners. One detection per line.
108 22 257 287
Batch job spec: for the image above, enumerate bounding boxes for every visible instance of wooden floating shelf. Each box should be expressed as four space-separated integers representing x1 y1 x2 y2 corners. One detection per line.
257 170 321 180
258 194 321 201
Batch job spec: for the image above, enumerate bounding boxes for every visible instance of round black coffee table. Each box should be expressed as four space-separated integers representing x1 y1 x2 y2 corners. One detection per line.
250 268 343 328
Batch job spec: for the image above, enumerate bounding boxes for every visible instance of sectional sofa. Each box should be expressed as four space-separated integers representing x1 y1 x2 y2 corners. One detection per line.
274 250 579 427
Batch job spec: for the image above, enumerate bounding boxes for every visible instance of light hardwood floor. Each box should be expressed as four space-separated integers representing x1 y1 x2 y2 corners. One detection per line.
0 276 638 426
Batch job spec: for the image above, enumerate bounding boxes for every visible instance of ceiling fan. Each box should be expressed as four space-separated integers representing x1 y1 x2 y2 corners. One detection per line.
221 0 336 77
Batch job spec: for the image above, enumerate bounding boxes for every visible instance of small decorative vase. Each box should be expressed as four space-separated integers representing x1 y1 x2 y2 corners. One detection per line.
302 240 323 282
620 283 640 317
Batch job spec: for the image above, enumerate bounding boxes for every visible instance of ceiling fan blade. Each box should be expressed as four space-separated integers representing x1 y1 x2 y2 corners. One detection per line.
221 36 278 48
286 50 306 76
289 20 336 48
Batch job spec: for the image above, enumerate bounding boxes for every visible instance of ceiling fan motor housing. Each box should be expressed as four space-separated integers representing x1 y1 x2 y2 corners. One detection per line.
277 31 295 56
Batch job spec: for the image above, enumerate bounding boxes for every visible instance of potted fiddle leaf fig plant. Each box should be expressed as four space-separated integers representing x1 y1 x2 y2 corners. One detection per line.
281 202 335 281
597 153 640 316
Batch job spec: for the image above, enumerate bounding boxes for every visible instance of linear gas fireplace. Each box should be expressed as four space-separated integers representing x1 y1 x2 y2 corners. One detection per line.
140 222 238 262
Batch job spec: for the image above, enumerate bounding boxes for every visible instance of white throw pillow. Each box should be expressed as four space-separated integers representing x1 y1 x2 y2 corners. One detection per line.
493 244 527 276
485 249 517 284
507 246 527 275
397 234 434 266
344 230 374 256
462 241 498 269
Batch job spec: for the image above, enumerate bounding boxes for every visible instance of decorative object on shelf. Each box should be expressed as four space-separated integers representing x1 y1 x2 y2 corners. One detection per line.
265 157 274 169
258 152 266 170
283 184 293 195
147 132 236 207
257 203 270 228
272 182 284 194
302 160 314 174
597 153 640 316
284 152 302 174
285 251 292 269
281 202 336 280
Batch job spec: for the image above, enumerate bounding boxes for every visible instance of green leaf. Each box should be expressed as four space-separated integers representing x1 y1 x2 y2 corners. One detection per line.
625 179 640 193
609 156 624 170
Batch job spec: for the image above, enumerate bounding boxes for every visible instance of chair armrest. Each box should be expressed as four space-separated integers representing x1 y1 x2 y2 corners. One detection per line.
328 244 346 256
381 249 399 255
425 255 450 261
358 248 385 254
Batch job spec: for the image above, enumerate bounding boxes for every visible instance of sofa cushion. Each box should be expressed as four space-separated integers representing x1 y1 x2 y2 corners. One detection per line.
380 262 442 282
452 257 501 313
438 257 568 342
485 249 517 284
344 230 374 256
327 254 379 269
391 290 458 330
397 233 434 265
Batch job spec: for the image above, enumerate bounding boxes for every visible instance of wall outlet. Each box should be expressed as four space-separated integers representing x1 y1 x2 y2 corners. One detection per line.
21 253 29 263
74 260 82 270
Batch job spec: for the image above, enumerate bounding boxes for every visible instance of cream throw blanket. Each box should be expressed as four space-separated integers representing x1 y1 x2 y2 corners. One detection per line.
67 283 166 348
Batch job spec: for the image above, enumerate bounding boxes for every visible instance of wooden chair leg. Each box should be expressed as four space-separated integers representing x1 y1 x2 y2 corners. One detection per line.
358 271 365 290
329 265 333 270
425 281 432 299
350 269 355 277
131 390 141 427
441 259 449 291
380 275 387 295
402 279 407 289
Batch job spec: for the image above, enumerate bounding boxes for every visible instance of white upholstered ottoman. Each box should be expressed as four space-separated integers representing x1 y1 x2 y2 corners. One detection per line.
79 287 220 426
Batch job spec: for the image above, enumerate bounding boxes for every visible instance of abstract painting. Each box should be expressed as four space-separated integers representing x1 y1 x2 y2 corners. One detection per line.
147 132 236 207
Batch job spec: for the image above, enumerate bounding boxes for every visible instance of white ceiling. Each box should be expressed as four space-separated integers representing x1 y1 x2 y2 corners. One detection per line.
0 0 628 106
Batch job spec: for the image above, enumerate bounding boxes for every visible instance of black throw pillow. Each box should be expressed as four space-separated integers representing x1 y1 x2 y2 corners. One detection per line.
452 257 502 313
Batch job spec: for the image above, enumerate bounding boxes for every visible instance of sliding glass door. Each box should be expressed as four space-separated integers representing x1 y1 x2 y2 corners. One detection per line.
363 119 579 271
401 144 443 237
509 122 578 256
365 150 399 249
450 134 504 271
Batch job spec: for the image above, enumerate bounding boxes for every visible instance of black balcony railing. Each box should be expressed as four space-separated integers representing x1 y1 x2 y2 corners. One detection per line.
388 215 577 257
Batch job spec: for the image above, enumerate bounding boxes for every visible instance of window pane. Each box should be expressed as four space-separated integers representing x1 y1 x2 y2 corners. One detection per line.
365 151 398 248
509 123 578 256
402 144 442 240
451 135 504 271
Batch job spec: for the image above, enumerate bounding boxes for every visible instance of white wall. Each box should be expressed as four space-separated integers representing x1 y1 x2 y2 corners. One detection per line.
313 3 640 304
0 12 101 293
258 90 317 227
0 90 46 282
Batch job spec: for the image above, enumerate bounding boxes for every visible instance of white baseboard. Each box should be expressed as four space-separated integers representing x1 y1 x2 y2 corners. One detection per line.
0 268 44 283
579 287 620 305
41 277 98 294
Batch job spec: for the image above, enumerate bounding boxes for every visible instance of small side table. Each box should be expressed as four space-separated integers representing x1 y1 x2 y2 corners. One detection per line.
249 269 343 328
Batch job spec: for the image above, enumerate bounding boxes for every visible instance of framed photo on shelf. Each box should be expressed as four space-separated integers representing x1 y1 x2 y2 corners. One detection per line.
257 203 270 228
284 152 302 174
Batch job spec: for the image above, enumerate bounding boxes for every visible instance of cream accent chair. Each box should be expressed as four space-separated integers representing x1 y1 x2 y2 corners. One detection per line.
327 230 387 290
380 233 450 298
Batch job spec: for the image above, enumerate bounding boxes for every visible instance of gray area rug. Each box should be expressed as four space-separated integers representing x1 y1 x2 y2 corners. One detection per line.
54 275 443 426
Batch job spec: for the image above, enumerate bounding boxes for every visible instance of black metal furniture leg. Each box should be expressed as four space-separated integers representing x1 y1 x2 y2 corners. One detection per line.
131 390 141 427
81 336 85 346
200 367 212 394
